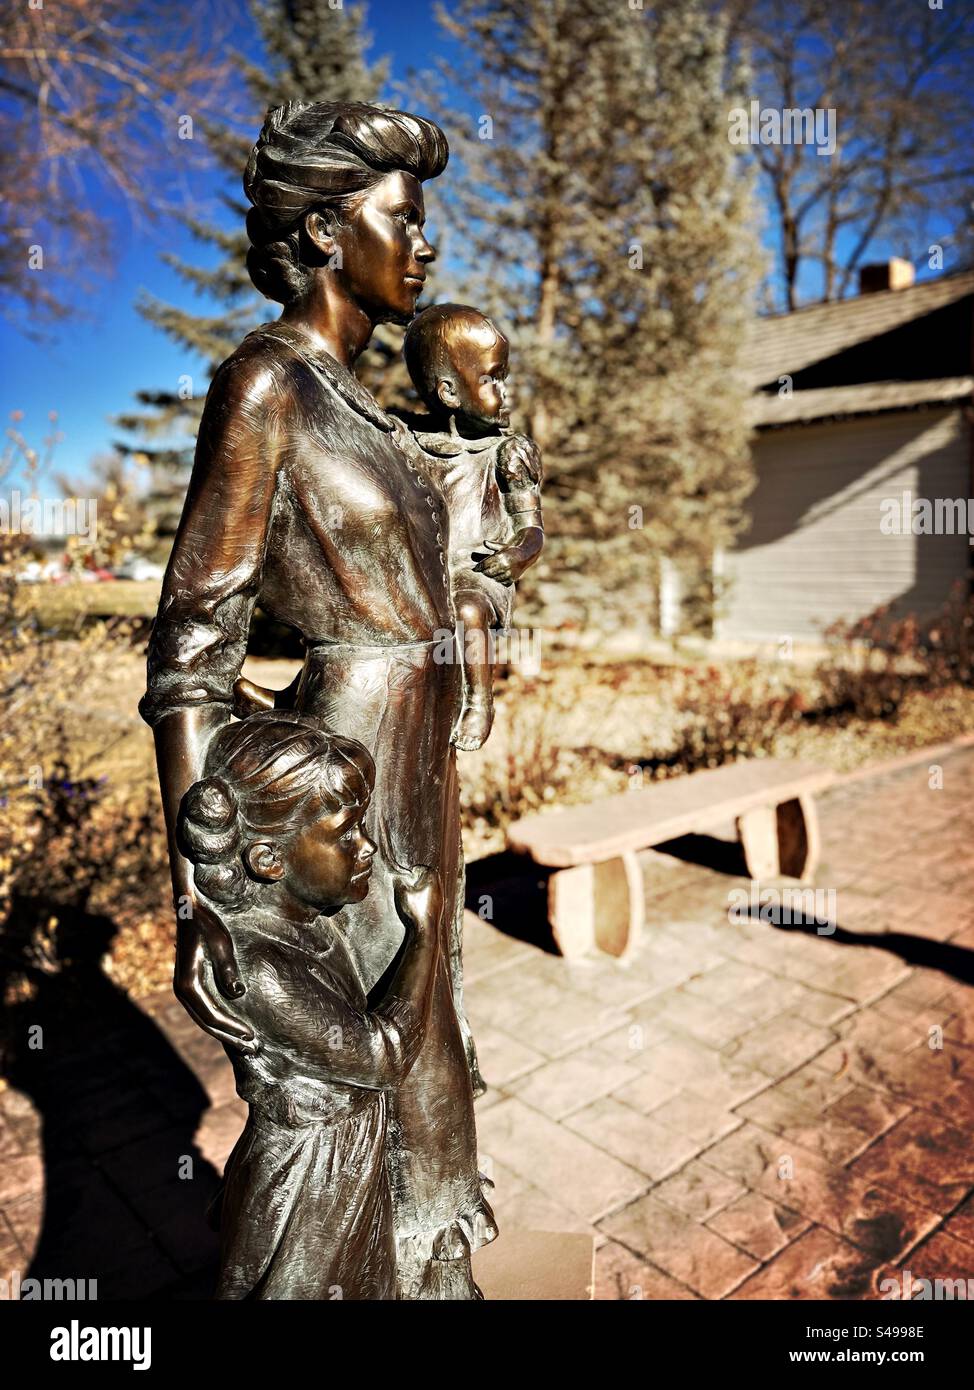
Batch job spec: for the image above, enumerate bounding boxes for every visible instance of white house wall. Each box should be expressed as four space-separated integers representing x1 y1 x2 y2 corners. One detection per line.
716 408 971 642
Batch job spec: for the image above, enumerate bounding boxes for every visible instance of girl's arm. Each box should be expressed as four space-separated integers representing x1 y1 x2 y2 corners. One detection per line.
242 868 442 1089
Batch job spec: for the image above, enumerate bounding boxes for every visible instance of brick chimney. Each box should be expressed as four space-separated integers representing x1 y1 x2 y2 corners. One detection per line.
859 258 916 294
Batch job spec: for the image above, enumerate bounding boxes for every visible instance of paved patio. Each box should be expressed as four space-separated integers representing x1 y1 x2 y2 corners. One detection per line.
2 746 973 1299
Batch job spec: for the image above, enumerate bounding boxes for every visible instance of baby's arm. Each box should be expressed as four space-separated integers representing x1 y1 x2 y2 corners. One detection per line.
475 435 545 586
238 868 441 1090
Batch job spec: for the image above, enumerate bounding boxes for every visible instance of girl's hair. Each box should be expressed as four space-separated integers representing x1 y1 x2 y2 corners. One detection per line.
243 99 449 304
177 710 374 908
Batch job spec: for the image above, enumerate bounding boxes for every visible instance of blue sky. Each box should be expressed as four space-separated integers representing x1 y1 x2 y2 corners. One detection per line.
0 0 961 487
1 0 445 484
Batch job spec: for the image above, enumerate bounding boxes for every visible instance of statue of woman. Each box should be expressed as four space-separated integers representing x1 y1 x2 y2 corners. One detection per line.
141 100 496 1299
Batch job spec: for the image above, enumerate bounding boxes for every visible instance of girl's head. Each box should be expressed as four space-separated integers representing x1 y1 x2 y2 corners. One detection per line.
178 711 376 915
243 100 448 322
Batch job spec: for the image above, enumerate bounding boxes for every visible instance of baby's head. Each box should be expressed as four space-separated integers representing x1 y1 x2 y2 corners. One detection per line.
178 710 376 916
404 303 510 430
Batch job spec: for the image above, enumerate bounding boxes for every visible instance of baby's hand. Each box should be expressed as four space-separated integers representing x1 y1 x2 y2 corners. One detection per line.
393 865 443 938
473 540 523 586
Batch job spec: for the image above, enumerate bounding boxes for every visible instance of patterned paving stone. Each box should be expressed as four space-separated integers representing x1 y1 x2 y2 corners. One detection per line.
507 1053 637 1121
706 1191 811 1261
651 1159 747 1221
849 1111 974 1214
645 1090 743 1146
722 1012 837 1078
595 1239 699 1301
735 1087 878 1166
633 991 756 1049
477 1097 649 1222
565 1097 704 1181
499 989 630 1060
465 1024 547 1089
600 1192 758 1298
729 1225 880 1300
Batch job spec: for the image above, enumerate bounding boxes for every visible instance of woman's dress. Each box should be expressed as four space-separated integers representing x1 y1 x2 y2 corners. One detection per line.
141 320 494 1299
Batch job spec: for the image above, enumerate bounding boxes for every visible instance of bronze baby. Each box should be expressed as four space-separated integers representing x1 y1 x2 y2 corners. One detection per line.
398 304 545 750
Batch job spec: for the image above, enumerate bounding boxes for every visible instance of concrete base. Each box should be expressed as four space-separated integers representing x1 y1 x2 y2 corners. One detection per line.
473 1229 595 1301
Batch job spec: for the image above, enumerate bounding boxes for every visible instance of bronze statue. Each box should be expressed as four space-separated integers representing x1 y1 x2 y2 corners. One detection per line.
177 711 441 1299
141 101 499 1300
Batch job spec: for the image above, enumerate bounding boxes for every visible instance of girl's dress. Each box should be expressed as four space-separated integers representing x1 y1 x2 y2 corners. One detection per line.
215 912 394 1301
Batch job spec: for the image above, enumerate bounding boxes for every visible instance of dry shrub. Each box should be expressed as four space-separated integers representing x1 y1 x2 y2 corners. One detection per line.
641 661 805 777
461 672 589 833
0 436 170 1012
814 585 974 723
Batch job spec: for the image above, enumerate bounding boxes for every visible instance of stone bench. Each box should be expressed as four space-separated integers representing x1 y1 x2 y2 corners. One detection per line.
506 758 835 960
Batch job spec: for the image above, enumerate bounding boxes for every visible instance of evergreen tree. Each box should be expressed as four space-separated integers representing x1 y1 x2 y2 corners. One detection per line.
422 0 761 627
117 0 386 525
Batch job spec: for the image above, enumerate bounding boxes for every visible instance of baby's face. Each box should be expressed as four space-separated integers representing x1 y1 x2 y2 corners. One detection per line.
448 328 510 429
283 801 376 909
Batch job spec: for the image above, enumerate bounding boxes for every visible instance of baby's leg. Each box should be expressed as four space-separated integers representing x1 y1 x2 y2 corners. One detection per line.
453 590 495 752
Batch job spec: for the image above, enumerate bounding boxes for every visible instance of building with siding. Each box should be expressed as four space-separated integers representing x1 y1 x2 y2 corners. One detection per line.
715 263 974 644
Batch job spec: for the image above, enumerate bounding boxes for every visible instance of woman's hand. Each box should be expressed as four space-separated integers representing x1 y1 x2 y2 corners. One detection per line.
174 899 258 1053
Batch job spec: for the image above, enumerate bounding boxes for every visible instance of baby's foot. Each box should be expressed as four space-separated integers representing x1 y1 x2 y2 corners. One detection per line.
453 700 493 751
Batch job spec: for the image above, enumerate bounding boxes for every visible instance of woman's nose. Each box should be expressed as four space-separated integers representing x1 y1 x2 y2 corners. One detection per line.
360 834 377 860
415 230 436 264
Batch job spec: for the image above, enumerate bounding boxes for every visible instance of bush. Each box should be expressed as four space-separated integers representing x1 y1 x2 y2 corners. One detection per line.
639 661 805 776
813 585 974 723
1 428 170 1011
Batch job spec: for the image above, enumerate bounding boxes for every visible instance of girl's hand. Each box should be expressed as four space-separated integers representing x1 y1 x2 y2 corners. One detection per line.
393 864 443 939
473 539 520 585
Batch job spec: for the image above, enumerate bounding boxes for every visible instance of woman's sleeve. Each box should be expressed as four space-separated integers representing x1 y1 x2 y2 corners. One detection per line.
139 352 284 727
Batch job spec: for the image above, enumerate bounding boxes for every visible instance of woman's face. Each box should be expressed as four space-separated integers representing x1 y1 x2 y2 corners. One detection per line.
335 171 436 324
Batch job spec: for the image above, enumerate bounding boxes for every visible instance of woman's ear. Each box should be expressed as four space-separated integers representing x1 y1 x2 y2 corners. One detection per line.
244 841 285 882
304 209 341 261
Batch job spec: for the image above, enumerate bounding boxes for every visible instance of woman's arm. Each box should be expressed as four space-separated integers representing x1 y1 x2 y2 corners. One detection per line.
143 350 285 1048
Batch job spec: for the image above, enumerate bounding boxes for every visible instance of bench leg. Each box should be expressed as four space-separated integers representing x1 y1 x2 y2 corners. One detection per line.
548 853 644 960
737 797 820 881
736 805 780 880
776 793 820 880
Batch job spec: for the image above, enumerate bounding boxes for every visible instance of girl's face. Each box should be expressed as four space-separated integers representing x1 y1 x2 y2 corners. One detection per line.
282 802 376 909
